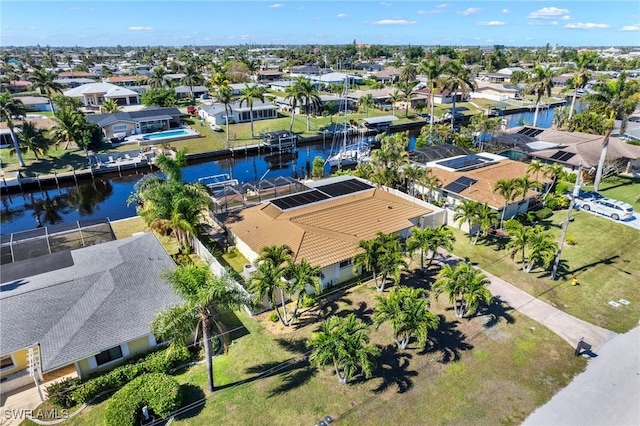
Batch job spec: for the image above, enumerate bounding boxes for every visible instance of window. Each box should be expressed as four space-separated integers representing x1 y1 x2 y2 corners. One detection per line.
95 346 123 366
113 124 127 132
339 259 352 269
0 355 14 371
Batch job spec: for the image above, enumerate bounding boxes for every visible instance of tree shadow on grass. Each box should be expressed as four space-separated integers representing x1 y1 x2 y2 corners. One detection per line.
398 268 435 292
476 298 516 328
341 300 374 326
173 384 206 420
368 345 418 394
422 315 473 363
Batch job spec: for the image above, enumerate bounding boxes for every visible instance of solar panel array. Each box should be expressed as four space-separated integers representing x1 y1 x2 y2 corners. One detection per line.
436 154 494 171
270 190 331 210
549 151 576 162
270 178 374 211
516 127 544 137
443 176 478 194
315 179 373 197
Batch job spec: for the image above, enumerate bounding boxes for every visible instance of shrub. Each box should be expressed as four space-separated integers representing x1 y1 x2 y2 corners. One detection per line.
554 181 572 195
545 194 569 210
565 173 577 183
268 311 279 322
45 377 80 409
300 293 315 308
535 208 553 220
72 345 192 404
103 373 181 426
566 235 577 245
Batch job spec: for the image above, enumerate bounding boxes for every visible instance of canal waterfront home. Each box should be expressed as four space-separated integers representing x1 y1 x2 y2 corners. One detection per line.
86 106 183 139
224 176 445 290
63 82 140 108
0 233 180 395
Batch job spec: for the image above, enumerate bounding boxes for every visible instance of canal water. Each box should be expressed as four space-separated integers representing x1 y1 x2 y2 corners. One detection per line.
0 106 563 234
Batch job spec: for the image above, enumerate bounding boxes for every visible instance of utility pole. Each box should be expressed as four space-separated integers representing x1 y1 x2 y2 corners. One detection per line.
552 162 582 280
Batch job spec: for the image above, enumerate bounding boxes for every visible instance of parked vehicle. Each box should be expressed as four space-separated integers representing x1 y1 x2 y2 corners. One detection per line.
578 198 634 221
187 106 197 115
576 190 604 201
210 124 223 132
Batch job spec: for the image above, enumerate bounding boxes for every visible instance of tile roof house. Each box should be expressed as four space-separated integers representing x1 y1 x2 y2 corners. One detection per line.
198 100 279 126
86 106 183 139
498 127 640 173
0 233 180 394
413 153 549 232
224 176 443 289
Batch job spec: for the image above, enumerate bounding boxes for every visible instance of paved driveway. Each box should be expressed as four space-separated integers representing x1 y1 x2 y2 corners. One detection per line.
575 204 640 230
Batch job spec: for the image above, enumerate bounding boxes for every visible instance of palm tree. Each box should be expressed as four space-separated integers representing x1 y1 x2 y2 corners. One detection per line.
307 313 380 384
526 159 545 181
151 264 251 392
238 84 266 138
523 226 557 273
358 93 375 117
515 175 540 203
294 77 322 131
473 202 499 245
216 84 234 146
418 58 446 133
525 65 555 127
585 73 640 191
389 89 403 118
377 242 408 291
433 262 492 318
374 287 439 350
443 61 476 128
281 259 324 325
406 225 455 270
453 199 480 240
493 178 519 229
284 83 301 132
541 163 566 197
100 98 120 114
401 164 424 197
568 51 597 120
17 121 49 160
49 108 85 150
353 232 405 292
181 62 203 102
148 66 168 89
30 67 62 117
505 219 529 264
395 80 416 118
417 168 439 202
0 93 26 167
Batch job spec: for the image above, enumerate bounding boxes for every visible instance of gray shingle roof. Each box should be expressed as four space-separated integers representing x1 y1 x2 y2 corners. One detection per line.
86 107 183 127
0 233 181 372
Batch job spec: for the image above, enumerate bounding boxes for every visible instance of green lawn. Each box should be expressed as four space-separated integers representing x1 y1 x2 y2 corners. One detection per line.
583 175 640 211
39 272 586 426
450 210 640 333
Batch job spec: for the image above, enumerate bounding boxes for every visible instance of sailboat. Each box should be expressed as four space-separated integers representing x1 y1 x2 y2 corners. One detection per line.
326 79 372 168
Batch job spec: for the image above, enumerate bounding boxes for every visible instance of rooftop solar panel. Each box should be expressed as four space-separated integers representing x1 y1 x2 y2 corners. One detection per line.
550 151 565 160
558 152 575 162
315 179 373 197
270 190 330 210
436 154 494 171
443 176 477 194
518 127 544 137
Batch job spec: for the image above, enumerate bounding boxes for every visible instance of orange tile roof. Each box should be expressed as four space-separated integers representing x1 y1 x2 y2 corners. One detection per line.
429 159 551 208
226 188 432 268
106 75 148 82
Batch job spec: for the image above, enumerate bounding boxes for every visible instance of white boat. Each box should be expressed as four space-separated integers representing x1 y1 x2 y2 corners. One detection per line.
326 140 371 167
326 80 372 168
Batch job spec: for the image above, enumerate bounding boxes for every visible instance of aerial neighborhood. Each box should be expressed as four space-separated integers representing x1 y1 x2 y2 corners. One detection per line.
1 26 639 426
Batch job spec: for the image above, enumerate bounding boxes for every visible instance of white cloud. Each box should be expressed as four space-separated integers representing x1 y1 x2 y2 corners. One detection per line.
476 21 506 26
379 2 392 6
528 7 570 19
502 9 509 14
417 9 445 15
565 22 610 29
367 19 417 25
562 15 572 20
620 24 640 31
551 21 558 26
269 3 283 8
458 7 480 16
128 26 153 31
336 13 347 18
437 3 448 8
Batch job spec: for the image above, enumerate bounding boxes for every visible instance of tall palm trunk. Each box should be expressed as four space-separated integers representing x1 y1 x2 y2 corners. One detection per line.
202 317 215 392
9 127 25 167
451 91 457 128
430 85 435 133
532 100 541 127
593 126 613 192
568 88 579 120
249 105 255 138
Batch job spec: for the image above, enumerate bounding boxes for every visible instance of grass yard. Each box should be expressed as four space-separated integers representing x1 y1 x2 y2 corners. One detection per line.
44 269 586 426
450 210 640 333
583 175 640 211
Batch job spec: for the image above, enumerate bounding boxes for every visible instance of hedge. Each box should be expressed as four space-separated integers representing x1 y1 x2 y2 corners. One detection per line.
535 207 554 220
72 345 191 404
104 373 181 426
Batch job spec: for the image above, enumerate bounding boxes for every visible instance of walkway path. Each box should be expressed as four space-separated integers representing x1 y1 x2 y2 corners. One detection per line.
439 252 618 351
523 325 640 426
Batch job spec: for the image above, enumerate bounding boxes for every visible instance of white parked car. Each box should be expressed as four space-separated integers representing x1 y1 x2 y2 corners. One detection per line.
579 198 634 221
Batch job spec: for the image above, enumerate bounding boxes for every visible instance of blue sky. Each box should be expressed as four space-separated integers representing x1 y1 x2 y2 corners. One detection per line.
2 1 639 47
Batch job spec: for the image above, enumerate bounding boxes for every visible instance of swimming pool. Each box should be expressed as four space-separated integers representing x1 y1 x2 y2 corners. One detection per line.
143 129 197 141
